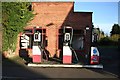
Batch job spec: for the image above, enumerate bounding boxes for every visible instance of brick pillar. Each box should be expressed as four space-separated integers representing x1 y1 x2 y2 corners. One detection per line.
56 28 61 58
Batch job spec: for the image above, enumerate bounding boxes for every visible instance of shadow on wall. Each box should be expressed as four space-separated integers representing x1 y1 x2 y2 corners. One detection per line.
58 5 92 64
58 6 74 59
18 3 92 64
2 54 50 79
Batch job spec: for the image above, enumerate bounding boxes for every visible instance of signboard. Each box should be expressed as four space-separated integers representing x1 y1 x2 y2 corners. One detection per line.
20 34 29 49
64 33 70 41
90 47 100 64
91 47 99 56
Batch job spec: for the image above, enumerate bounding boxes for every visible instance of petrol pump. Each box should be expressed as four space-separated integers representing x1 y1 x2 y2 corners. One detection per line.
32 27 48 63
63 26 78 64
32 27 42 63
90 31 100 64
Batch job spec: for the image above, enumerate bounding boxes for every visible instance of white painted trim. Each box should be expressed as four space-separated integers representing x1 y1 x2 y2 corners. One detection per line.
28 63 103 68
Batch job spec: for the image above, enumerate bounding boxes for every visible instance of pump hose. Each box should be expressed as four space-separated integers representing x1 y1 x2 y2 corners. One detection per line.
38 46 48 61
43 49 49 61
70 28 73 45
69 28 79 62
70 47 79 62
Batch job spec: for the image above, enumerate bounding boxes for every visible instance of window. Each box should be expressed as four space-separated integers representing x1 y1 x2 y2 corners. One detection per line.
72 29 84 50
72 36 84 50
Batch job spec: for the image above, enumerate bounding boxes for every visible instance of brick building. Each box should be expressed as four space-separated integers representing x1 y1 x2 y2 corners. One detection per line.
16 2 93 60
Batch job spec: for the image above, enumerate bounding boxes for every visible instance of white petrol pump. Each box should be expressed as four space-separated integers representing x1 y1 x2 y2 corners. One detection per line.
32 27 42 63
63 26 78 64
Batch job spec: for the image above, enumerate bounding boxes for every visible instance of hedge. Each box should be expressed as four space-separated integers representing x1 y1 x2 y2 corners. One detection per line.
2 2 33 52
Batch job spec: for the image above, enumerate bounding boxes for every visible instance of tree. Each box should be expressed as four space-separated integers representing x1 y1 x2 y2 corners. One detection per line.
110 24 120 35
110 24 120 42
2 2 33 52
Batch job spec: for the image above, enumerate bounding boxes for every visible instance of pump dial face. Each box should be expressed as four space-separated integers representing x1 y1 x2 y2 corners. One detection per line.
35 34 38 39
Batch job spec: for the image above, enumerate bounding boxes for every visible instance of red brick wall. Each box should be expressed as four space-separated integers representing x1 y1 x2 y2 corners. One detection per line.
16 2 92 58
28 2 74 28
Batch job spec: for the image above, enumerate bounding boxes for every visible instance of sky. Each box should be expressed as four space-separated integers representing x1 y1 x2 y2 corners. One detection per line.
1 0 119 35
74 1 119 35
118 2 120 25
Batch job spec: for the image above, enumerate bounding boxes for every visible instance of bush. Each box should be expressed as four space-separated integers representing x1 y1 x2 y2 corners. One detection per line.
110 34 119 42
98 37 112 46
98 36 119 46
118 38 120 50
2 2 33 52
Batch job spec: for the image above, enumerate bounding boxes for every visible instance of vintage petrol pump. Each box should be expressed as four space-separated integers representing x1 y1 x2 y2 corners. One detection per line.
63 26 78 64
90 30 100 64
32 27 42 63
90 47 100 64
